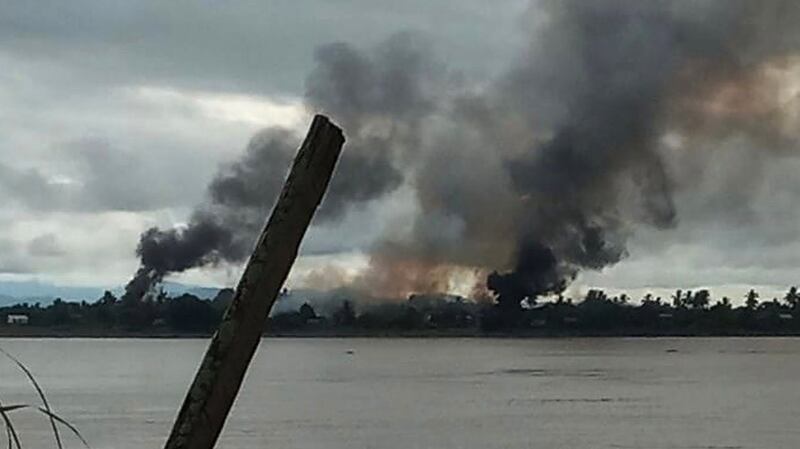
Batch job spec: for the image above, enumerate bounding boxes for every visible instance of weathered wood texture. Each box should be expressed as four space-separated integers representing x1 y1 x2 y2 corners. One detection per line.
164 115 345 449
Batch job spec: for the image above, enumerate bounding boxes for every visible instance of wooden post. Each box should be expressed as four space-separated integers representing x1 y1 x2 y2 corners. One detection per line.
164 115 345 449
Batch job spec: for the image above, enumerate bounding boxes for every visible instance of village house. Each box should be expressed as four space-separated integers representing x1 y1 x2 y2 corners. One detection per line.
6 314 29 325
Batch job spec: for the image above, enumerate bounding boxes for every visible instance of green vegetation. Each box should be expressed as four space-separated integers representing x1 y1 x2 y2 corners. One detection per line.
1 287 800 336
478 287 800 334
0 289 231 335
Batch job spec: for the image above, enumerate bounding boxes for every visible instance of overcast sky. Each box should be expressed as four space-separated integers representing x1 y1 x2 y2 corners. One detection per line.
1 1 798 302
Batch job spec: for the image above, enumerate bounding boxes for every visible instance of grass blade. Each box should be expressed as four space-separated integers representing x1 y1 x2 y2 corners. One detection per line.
34 408 90 449
0 404 24 449
0 399 22 449
0 348 62 449
0 402 92 449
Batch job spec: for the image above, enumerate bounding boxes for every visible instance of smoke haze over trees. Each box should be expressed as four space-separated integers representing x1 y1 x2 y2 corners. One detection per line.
3 285 800 336
123 1 800 315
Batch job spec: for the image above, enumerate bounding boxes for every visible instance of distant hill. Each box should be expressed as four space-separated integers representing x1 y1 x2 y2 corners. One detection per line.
0 280 104 304
0 280 224 306
0 294 22 307
0 281 368 311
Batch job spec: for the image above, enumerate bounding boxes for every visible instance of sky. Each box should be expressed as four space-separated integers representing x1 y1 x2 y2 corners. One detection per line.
0 1 799 302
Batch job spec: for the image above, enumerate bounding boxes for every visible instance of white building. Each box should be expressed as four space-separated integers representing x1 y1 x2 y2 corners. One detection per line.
6 314 29 325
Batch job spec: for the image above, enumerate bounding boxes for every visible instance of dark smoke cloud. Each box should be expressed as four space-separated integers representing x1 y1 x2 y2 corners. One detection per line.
126 1 800 309
124 33 443 299
305 32 447 218
487 242 565 311
360 0 800 306
479 0 800 305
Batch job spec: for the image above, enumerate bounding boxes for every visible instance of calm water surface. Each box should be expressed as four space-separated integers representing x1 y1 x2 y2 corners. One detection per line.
0 337 797 449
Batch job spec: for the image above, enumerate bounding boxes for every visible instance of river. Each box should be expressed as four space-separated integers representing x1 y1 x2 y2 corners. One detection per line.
0 337 797 449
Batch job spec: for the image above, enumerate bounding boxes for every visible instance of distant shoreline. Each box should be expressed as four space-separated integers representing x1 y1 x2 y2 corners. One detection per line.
1 326 799 339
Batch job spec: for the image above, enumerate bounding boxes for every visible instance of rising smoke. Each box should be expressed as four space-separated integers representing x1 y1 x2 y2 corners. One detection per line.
125 1 800 311
122 33 439 300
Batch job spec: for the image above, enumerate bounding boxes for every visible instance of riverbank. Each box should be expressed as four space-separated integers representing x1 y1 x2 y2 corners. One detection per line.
1 326 800 338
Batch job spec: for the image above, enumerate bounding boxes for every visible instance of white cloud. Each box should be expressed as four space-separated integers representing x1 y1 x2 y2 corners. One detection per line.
130 86 310 129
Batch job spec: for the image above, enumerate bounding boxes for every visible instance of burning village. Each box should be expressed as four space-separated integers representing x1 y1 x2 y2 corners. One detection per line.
1 2 800 448
96 0 800 334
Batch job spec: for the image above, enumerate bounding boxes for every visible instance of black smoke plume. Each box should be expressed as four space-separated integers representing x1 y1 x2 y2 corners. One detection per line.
126 1 800 311
123 33 441 300
477 0 800 307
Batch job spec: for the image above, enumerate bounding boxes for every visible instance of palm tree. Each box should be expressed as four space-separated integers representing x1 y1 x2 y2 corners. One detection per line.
691 289 711 310
745 289 760 310
684 290 694 308
783 286 799 309
672 289 684 309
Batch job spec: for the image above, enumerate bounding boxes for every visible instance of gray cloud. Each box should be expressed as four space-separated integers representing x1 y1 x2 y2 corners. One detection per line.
0 238 33 274
0 138 206 212
0 1 524 96
0 163 56 210
27 233 64 257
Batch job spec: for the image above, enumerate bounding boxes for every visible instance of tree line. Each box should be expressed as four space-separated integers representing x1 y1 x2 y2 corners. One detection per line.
479 287 800 334
1 286 799 335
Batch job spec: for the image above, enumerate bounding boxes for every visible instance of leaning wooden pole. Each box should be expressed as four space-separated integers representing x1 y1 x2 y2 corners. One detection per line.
164 114 345 449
